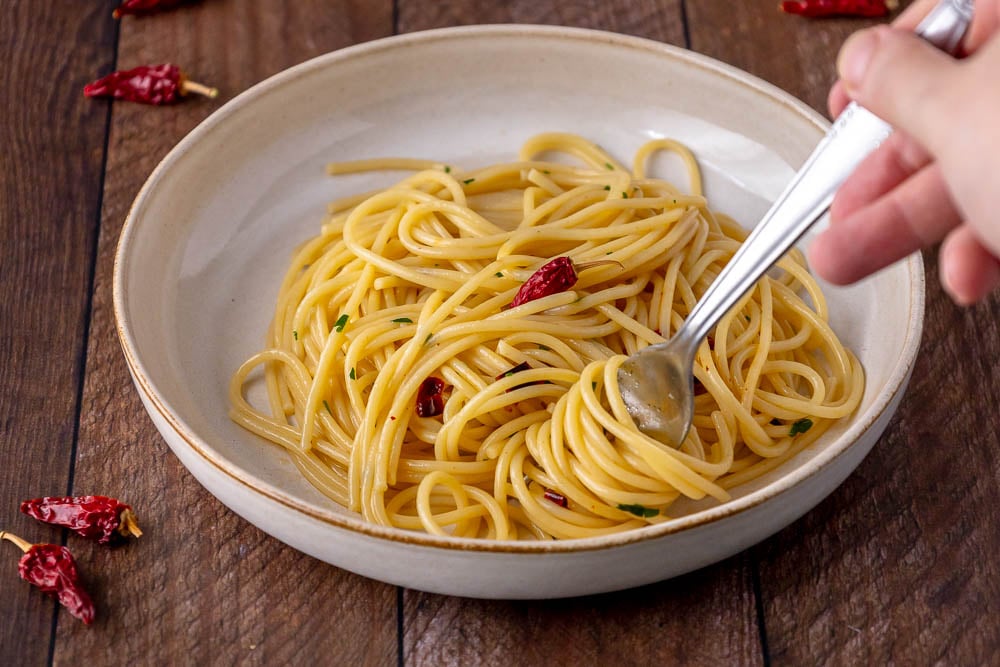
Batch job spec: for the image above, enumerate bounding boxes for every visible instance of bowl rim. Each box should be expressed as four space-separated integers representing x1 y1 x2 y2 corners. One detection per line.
113 23 925 555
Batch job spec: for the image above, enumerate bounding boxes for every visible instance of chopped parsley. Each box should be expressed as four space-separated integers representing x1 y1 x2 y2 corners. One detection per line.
391 317 413 324
334 314 349 332
349 367 356 380
604 162 614 170
789 418 813 436
603 185 611 191
618 503 658 518
770 418 782 426
424 333 433 344
622 191 628 199
495 272 504 278
538 344 551 351
499 362 531 379
495 361 550 391
322 400 332 415
592 382 598 391
444 165 451 173
463 178 475 185
292 330 298 341
542 169 551 174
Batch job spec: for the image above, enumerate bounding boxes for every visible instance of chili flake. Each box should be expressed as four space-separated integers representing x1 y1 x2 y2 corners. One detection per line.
543 489 569 508
415 377 446 418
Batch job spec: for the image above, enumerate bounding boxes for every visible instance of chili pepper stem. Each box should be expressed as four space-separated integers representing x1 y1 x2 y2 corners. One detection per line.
0 531 32 553
119 509 144 539
179 79 219 99
574 259 625 272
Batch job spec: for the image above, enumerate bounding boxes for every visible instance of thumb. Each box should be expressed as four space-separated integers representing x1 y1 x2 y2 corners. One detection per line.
838 26 960 158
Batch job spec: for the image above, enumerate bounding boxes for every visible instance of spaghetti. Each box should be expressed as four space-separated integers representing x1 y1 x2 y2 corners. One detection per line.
229 133 864 540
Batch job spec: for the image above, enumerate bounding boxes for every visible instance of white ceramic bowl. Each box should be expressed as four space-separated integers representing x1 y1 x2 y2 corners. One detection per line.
114 25 923 599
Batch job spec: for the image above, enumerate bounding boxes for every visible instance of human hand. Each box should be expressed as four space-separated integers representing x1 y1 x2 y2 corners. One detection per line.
808 0 1000 304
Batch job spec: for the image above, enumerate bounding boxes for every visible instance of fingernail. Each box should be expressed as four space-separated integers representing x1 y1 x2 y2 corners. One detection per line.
806 231 840 284
837 29 880 90
940 258 971 306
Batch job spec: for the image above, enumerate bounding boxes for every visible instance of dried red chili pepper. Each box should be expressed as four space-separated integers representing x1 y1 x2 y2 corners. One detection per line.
21 496 143 545
113 0 194 19
510 257 622 307
543 489 568 508
779 0 897 18
1 531 95 624
415 377 446 418
84 64 218 105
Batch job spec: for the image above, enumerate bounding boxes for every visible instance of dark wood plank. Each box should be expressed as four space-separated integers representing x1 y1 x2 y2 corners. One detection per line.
404 556 762 667
398 0 685 34
755 265 1000 666
49 2 398 664
0 2 117 664
395 3 762 666
686 0 888 114
687 1 1000 664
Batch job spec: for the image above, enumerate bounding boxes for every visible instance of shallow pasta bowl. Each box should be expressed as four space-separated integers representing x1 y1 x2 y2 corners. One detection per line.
113 25 923 599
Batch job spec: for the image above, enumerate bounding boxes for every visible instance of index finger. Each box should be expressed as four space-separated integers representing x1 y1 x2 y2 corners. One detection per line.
827 0 935 118
828 0 1000 117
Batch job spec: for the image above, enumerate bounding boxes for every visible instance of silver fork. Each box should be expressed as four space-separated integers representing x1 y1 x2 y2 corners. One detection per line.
617 0 975 446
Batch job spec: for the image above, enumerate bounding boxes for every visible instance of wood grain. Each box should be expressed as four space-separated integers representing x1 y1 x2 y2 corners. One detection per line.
755 264 1000 666
4 0 1000 664
397 0 686 36
685 0 880 114
47 2 397 665
394 4 762 666
0 2 116 665
403 556 763 667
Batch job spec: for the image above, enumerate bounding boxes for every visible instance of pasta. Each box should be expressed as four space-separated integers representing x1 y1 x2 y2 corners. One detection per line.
229 133 864 540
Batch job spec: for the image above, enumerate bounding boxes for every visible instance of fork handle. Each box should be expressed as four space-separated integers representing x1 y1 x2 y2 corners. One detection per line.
676 0 974 349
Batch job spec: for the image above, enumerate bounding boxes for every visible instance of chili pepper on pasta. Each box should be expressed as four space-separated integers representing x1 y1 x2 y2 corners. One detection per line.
511 257 620 307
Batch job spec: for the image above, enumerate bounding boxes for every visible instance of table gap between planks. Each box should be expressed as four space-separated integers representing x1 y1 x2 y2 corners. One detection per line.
1 0 997 665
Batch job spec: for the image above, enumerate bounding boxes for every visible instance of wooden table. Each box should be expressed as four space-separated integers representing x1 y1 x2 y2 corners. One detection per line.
3 1 997 664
